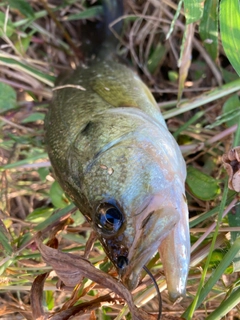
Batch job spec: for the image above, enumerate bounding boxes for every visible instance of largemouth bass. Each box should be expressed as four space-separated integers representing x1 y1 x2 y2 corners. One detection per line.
45 0 190 301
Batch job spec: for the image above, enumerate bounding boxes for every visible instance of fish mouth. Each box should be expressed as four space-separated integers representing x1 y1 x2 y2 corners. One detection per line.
101 234 157 291
119 205 181 291
120 249 158 291
119 232 165 291
119 204 190 301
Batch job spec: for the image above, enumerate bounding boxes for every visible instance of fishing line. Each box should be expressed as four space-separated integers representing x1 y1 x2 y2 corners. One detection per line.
143 265 162 320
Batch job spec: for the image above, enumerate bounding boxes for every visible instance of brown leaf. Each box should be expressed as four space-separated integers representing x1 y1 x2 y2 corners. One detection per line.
50 294 116 320
61 282 96 310
83 231 97 258
90 310 97 320
222 147 240 192
30 237 58 319
0 298 33 320
161 317 184 320
35 232 158 320
178 23 195 102
18 259 46 267
30 272 49 320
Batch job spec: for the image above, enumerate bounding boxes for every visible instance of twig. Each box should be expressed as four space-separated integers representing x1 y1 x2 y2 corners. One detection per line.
0 115 35 133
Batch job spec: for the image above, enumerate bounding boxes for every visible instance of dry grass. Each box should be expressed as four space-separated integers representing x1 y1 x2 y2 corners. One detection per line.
0 0 240 319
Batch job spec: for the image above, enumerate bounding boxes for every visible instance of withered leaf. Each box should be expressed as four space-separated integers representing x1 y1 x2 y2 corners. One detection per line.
18 259 46 267
30 272 49 320
178 23 195 102
35 233 157 319
0 298 33 320
50 294 116 320
62 282 96 310
222 147 240 192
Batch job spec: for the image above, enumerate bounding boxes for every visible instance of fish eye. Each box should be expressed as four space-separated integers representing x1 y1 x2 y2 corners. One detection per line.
96 203 123 233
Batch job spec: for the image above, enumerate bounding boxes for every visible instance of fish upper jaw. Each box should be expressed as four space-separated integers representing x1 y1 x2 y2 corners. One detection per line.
120 193 182 291
119 189 190 302
158 194 190 301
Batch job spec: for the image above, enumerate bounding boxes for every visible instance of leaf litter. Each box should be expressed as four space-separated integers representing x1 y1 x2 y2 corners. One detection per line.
1 0 240 319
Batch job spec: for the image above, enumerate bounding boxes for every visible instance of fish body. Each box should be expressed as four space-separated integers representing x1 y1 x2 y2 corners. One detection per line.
45 1 190 301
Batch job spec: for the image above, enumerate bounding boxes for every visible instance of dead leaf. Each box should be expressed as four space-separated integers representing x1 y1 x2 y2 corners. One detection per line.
178 23 195 102
35 232 158 320
30 272 49 320
222 147 240 192
18 259 46 267
50 294 117 320
0 297 33 320
83 231 97 259
61 282 96 310
90 310 96 320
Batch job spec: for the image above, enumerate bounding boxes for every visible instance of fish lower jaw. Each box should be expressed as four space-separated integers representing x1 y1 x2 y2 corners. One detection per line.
120 252 156 291
121 270 141 291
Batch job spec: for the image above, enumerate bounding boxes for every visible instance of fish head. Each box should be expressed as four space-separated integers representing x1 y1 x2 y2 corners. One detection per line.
70 128 186 292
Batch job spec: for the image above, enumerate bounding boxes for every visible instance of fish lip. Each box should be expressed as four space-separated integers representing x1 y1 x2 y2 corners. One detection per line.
120 267 144 291
121 270 140 291
119 239 161 291
118 202 182 291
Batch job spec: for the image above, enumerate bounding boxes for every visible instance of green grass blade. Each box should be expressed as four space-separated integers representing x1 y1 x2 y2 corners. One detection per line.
0 82 17 113
0 153 48 170
206 286 240 320
166 0 184 39
0 225 13 255
183 237 240 318
163 78 240 119
220 0 240 76
147 43 167 74
34 203 75 231
184 181 229 319
8 0 35 18
199 0 219 61
183 0 203 24
228 204 240 272
12 0 77 27
0 259 15 276
0 56 55 86
233 120 240 147
65 6 103 21
189 192 235 228
173 110 205 138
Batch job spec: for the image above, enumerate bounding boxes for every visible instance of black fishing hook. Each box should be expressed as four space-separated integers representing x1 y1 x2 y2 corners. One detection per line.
143 265 162 320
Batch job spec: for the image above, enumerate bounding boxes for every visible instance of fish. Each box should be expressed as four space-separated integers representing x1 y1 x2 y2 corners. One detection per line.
45 0 190 302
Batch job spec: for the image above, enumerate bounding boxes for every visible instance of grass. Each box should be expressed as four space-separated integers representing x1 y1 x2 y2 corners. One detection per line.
0 0 240 319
